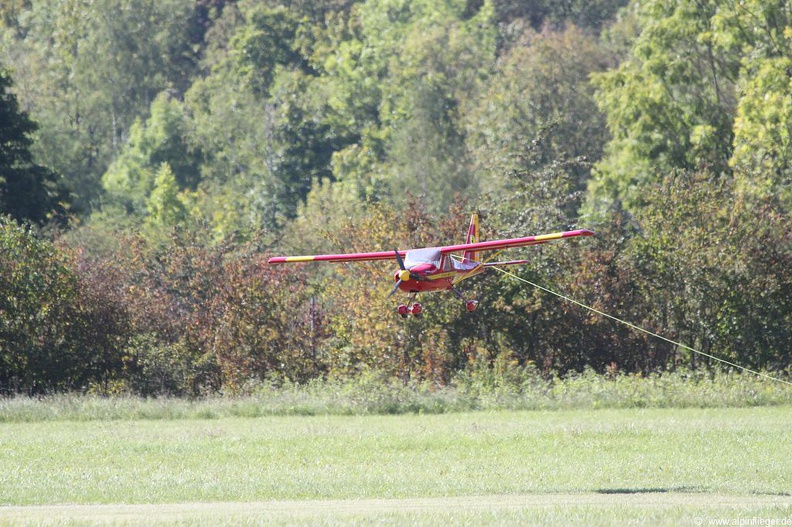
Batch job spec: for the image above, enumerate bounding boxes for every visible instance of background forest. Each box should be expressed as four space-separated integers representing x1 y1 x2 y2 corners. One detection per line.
1 0 791 395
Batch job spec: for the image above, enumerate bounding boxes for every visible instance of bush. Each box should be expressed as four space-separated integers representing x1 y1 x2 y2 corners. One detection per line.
0 217 128 393
88 228 324 395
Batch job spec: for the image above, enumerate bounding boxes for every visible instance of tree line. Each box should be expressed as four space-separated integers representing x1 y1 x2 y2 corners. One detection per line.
1 0 790 394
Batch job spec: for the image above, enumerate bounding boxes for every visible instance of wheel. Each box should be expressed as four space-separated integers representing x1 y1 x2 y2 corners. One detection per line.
397 304 409 318
411 303 423 316
465 300 479 312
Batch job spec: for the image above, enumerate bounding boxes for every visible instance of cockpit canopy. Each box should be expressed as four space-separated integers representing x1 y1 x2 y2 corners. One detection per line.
404 247 441 269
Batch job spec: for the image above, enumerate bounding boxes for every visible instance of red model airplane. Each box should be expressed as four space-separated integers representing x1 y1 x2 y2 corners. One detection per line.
268 214 594 317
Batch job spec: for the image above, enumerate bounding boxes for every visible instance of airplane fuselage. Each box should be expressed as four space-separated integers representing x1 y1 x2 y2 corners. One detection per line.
394 251 485 293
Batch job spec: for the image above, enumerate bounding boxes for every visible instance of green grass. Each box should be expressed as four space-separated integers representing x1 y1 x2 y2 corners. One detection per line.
1 368 790 422
0 407 790 525
1 372 790 525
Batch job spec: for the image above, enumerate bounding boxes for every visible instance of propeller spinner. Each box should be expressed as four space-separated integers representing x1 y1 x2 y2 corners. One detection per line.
387 249 421 298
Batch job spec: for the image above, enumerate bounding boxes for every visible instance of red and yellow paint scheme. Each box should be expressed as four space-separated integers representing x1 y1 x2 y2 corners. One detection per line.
268 214 594 316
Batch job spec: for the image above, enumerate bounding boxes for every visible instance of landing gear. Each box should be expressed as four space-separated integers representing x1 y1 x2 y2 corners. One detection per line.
453 288 479 313
397 302 423 317
395 291 478 317
397 293 422 318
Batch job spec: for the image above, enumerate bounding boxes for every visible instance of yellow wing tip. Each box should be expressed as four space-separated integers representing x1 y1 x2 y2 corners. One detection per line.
533 232 564 242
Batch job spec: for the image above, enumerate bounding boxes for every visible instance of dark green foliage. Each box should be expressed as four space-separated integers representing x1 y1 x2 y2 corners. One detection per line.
566 172 792 374
0 70 66 224
265 70 352 222
231 5 311 97
493 0 629 34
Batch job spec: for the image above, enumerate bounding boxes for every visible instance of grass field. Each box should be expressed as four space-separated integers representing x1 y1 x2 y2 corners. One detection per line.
1 405 790 525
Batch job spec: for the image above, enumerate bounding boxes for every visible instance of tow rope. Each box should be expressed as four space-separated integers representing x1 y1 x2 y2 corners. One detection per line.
493 266 792 387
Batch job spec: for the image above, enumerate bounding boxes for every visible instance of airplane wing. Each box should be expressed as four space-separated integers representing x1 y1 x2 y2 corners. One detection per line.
438 229 594 255
268 229 594 265
268 250 405 264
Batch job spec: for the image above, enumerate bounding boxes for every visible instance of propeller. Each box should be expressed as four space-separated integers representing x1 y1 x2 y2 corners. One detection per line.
395 249 406 271
387 279 402 299
386 249 428 299
388 249 409 299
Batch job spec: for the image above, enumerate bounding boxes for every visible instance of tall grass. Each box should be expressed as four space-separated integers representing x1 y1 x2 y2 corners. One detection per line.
0 367 789 422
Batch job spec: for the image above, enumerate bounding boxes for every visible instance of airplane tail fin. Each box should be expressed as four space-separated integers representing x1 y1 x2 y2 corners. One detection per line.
462 213 480 263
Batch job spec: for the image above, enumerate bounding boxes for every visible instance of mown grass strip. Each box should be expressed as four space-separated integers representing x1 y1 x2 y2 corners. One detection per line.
1 407 790 507
2 494 790 527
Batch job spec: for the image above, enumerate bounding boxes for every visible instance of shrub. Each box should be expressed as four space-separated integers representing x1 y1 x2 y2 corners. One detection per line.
89 228 323 395
0 217 129 393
